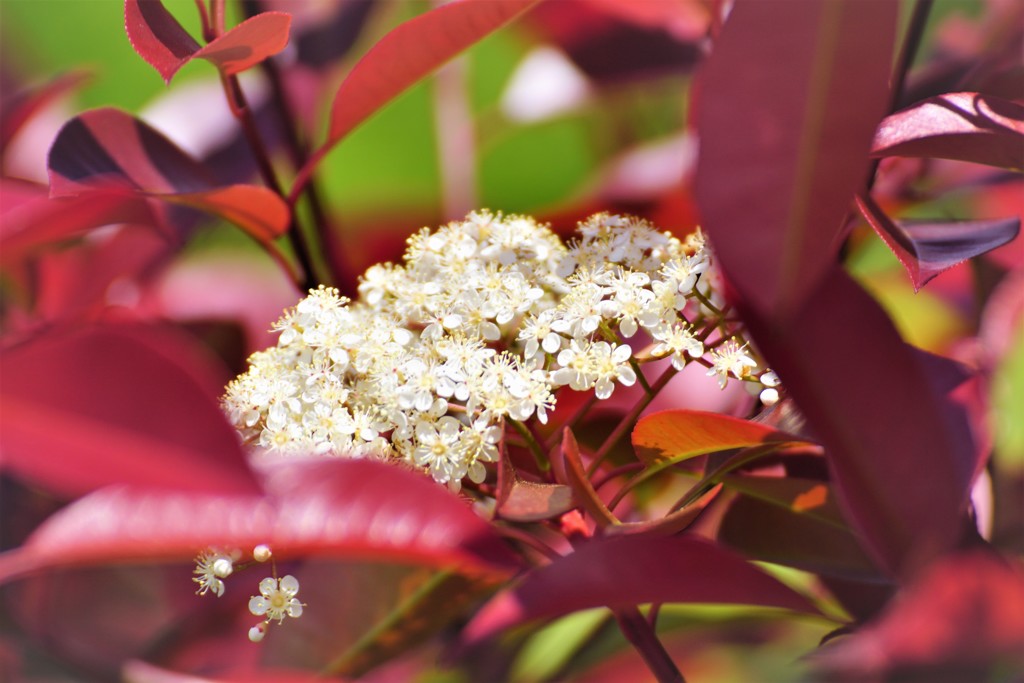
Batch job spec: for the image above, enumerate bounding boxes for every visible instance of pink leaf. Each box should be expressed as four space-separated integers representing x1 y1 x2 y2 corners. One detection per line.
0 459 522 582
463 534 818 642
0 324 259 498
740 266 977 579
124 0 202 83
855 193 1020 291
47 109 290 242
871 92 1024 171
693 0 898 317
298 0 539 188
0 71 91 150
193 12 292 77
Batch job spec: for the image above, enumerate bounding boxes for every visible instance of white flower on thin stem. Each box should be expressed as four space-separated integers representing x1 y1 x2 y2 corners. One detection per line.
193 549 236 597
707 339 759 388
249 575 304 623
650 322 705 370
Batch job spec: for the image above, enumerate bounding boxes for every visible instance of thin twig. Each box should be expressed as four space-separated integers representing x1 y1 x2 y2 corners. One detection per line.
615 608 686 683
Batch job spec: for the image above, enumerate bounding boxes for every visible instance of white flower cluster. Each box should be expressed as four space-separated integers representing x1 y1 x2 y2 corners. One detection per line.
223 211 770 488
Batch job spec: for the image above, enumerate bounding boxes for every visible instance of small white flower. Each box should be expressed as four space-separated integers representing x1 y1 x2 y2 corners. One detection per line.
193 549 236 597
249 575 304 622
650 322 705 370
707 339 759 388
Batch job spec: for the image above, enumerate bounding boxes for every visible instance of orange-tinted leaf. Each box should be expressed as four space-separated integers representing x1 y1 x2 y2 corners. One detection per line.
498 480 575 523
193 12 292 77
167 185 290 242
631 409 807 467
718 474 847 528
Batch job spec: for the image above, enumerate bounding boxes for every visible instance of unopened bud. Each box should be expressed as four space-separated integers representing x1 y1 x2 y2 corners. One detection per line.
212 558 233 578
248 622 267 643
253 544 272 562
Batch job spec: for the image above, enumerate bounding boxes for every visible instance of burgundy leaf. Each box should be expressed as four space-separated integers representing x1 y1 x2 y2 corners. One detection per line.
740 266 977 579
192 12 292 77
47 109 289 242
498 480 575 523
693 0 898 317
0 71 90 150
462 533 818 642
855 193 1020 290
871 92 1024 171
124 0 202 83
0 324 259 498
812 551 1024 679
0 459 522 582
298 0 540 189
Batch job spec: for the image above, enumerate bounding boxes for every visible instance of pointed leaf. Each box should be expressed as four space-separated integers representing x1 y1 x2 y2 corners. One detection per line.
193 12 292 77
499 481 575 523
871 92 1024 171
561 427 617 528
299 0 539 184
47 109 289 242
463 534 818 642
0 459 522 582
631 409 808 467
0 324 259 498
694 0 898 317
740 266 977 579
719 475 846 529
856 193 1020 290
124 0 202 83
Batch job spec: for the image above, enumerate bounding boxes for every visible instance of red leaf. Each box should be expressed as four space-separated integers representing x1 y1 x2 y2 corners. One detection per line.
0 324 259 498
47 109 290 242
812 551 1024 678
0 179 156 267
0 71 90 150
631 409 808 467
871 92 1024 171
856 193 1020 290
298 0 539 188
463 534 818 642
498 480 574 523
0 459 522 582
193 12 292 77
693 0 898 317
124 0 202 83
740 266 977 579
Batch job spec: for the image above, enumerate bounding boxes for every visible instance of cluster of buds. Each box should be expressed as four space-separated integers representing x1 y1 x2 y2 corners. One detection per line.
192 545 303 642
222 211 778 489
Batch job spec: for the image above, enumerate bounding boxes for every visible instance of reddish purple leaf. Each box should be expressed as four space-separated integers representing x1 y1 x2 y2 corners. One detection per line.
0 71 90 150
693 0 898 317
463 534 818 642
0 458 522 582
0 324 259 498
125 0 201 83
47 108 289 241
740 266 977 579
498 480 575 523
298 0 540 188
871 92 1024 171
192 12 292 77
812 551 1024 679
855 193 1020 290
125 1 291 82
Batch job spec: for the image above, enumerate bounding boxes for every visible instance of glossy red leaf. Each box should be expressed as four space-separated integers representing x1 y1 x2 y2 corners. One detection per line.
0 324 258 498
47 108 289 241
125 1 291 82
855 193 1020 291
740 266 977 579
193 12 292 77
631 409 806 467
871 92 1024 171
693 0 898 317
462 533 818 642
0 458 522 582
298 0 539 190
812 551 1024 679
0 179 156 267
125 0 201 83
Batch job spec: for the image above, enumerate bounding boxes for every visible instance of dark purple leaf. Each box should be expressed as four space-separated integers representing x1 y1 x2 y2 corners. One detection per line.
871 92 1024 171
0 459 523 582
694 0 898 317
47 108 289 242
855 193 1020 290
740 266 977 579
462 534 818 642
0 324 258 498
